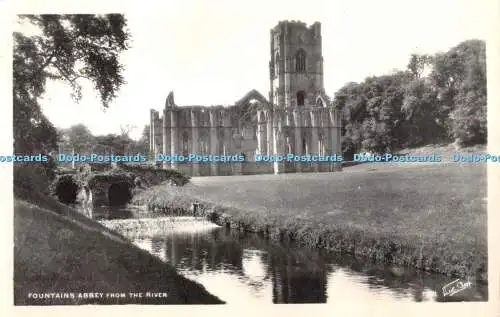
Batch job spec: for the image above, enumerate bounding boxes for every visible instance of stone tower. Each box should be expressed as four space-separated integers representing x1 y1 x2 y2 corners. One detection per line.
269 21 324 109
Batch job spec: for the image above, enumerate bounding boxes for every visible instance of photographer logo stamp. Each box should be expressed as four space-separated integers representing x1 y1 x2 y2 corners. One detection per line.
442 279 472 297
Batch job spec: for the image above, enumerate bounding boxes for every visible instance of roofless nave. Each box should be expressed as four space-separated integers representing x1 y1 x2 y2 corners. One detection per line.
149 20 342 176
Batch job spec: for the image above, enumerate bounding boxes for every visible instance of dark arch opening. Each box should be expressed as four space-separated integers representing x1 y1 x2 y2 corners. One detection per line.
316 98 324 108
55 178 79 204
182 132 189 156
297 91 305 106
108 182 132 206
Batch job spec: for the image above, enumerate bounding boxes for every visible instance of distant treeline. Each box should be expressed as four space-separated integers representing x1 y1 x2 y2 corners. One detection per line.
333 39 486 158
56 124 150 159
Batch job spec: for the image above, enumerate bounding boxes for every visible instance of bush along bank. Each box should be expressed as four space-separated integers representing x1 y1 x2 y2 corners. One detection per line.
131 186 488 284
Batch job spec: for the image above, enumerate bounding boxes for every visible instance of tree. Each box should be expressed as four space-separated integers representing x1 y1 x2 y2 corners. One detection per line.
333 72 412 154
119 124 137 138
401 78 442 146
430 39 487 145
93 133 130 156
407 54 433 79
13 14 130 154
335 39 487 156
141 124 150 143
128 124 150 155
63 123 95 153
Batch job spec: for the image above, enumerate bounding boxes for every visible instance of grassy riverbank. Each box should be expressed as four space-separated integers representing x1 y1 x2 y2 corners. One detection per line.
132 161 488 283
14 169 224 305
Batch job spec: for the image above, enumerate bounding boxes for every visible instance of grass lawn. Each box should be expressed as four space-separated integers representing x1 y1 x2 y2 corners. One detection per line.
14 196 224 305
133 161 488 282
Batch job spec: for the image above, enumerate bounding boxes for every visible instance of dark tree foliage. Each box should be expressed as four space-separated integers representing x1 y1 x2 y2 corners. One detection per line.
431 40 487 146
337 71 413 154
401 78 443 146
13 14 130 154
334 39 487 154
62 123 95 154
407 53 433 79
128 124 150 155
93 133 132 156
56 123 149 159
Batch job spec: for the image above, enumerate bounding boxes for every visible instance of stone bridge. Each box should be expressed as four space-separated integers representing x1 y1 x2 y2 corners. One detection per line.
52 164 190 207
86 173 135 207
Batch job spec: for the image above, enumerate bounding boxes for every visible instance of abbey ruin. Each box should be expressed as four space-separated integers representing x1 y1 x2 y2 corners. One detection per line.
149 21 342 176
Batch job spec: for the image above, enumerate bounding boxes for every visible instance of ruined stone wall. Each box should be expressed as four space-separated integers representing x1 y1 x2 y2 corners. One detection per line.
162 106 237 176
148 20 342 177
150 102 342 176
149 110 162 157
255 107 342 174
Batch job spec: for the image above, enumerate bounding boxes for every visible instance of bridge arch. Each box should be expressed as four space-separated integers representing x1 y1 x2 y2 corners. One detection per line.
108 182 132 206
54 176 79 204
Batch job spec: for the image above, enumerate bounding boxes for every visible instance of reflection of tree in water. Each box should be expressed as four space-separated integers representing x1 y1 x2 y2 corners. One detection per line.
222 231 330 303
159 228 245 276
138 228 487 303
146 229 331 302
326 254 428 300
261 244 329 303
319 253 487 302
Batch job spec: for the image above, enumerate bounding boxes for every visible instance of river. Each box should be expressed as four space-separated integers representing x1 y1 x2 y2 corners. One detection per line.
86 204 488 304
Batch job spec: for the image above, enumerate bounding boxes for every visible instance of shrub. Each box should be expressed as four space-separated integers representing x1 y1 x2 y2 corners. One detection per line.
14 158 57 200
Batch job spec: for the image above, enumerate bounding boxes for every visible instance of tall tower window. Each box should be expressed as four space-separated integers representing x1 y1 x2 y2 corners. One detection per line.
318 134 325 155
296 91 305 107
295 49 306 73
286 136 292 154
200 135 209 155
182 132 189 156
275 52 280 77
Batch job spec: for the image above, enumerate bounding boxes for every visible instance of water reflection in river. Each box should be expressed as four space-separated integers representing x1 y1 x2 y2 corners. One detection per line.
129 229 487 304
90 206 488 304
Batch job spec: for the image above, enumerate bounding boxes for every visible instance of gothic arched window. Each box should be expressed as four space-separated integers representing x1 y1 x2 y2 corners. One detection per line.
218 130 226 155
296 91 305 107
200 135 209 155
316 98 324 108
318 134 325 156
285 136 292 154
182 132 189 156
295 49 306 73
275 52 280 77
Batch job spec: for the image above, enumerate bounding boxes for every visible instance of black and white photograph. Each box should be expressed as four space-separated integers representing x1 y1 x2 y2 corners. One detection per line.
5 0 499 312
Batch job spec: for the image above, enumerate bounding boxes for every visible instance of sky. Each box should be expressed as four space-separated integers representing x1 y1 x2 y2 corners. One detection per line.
20 0 491 140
